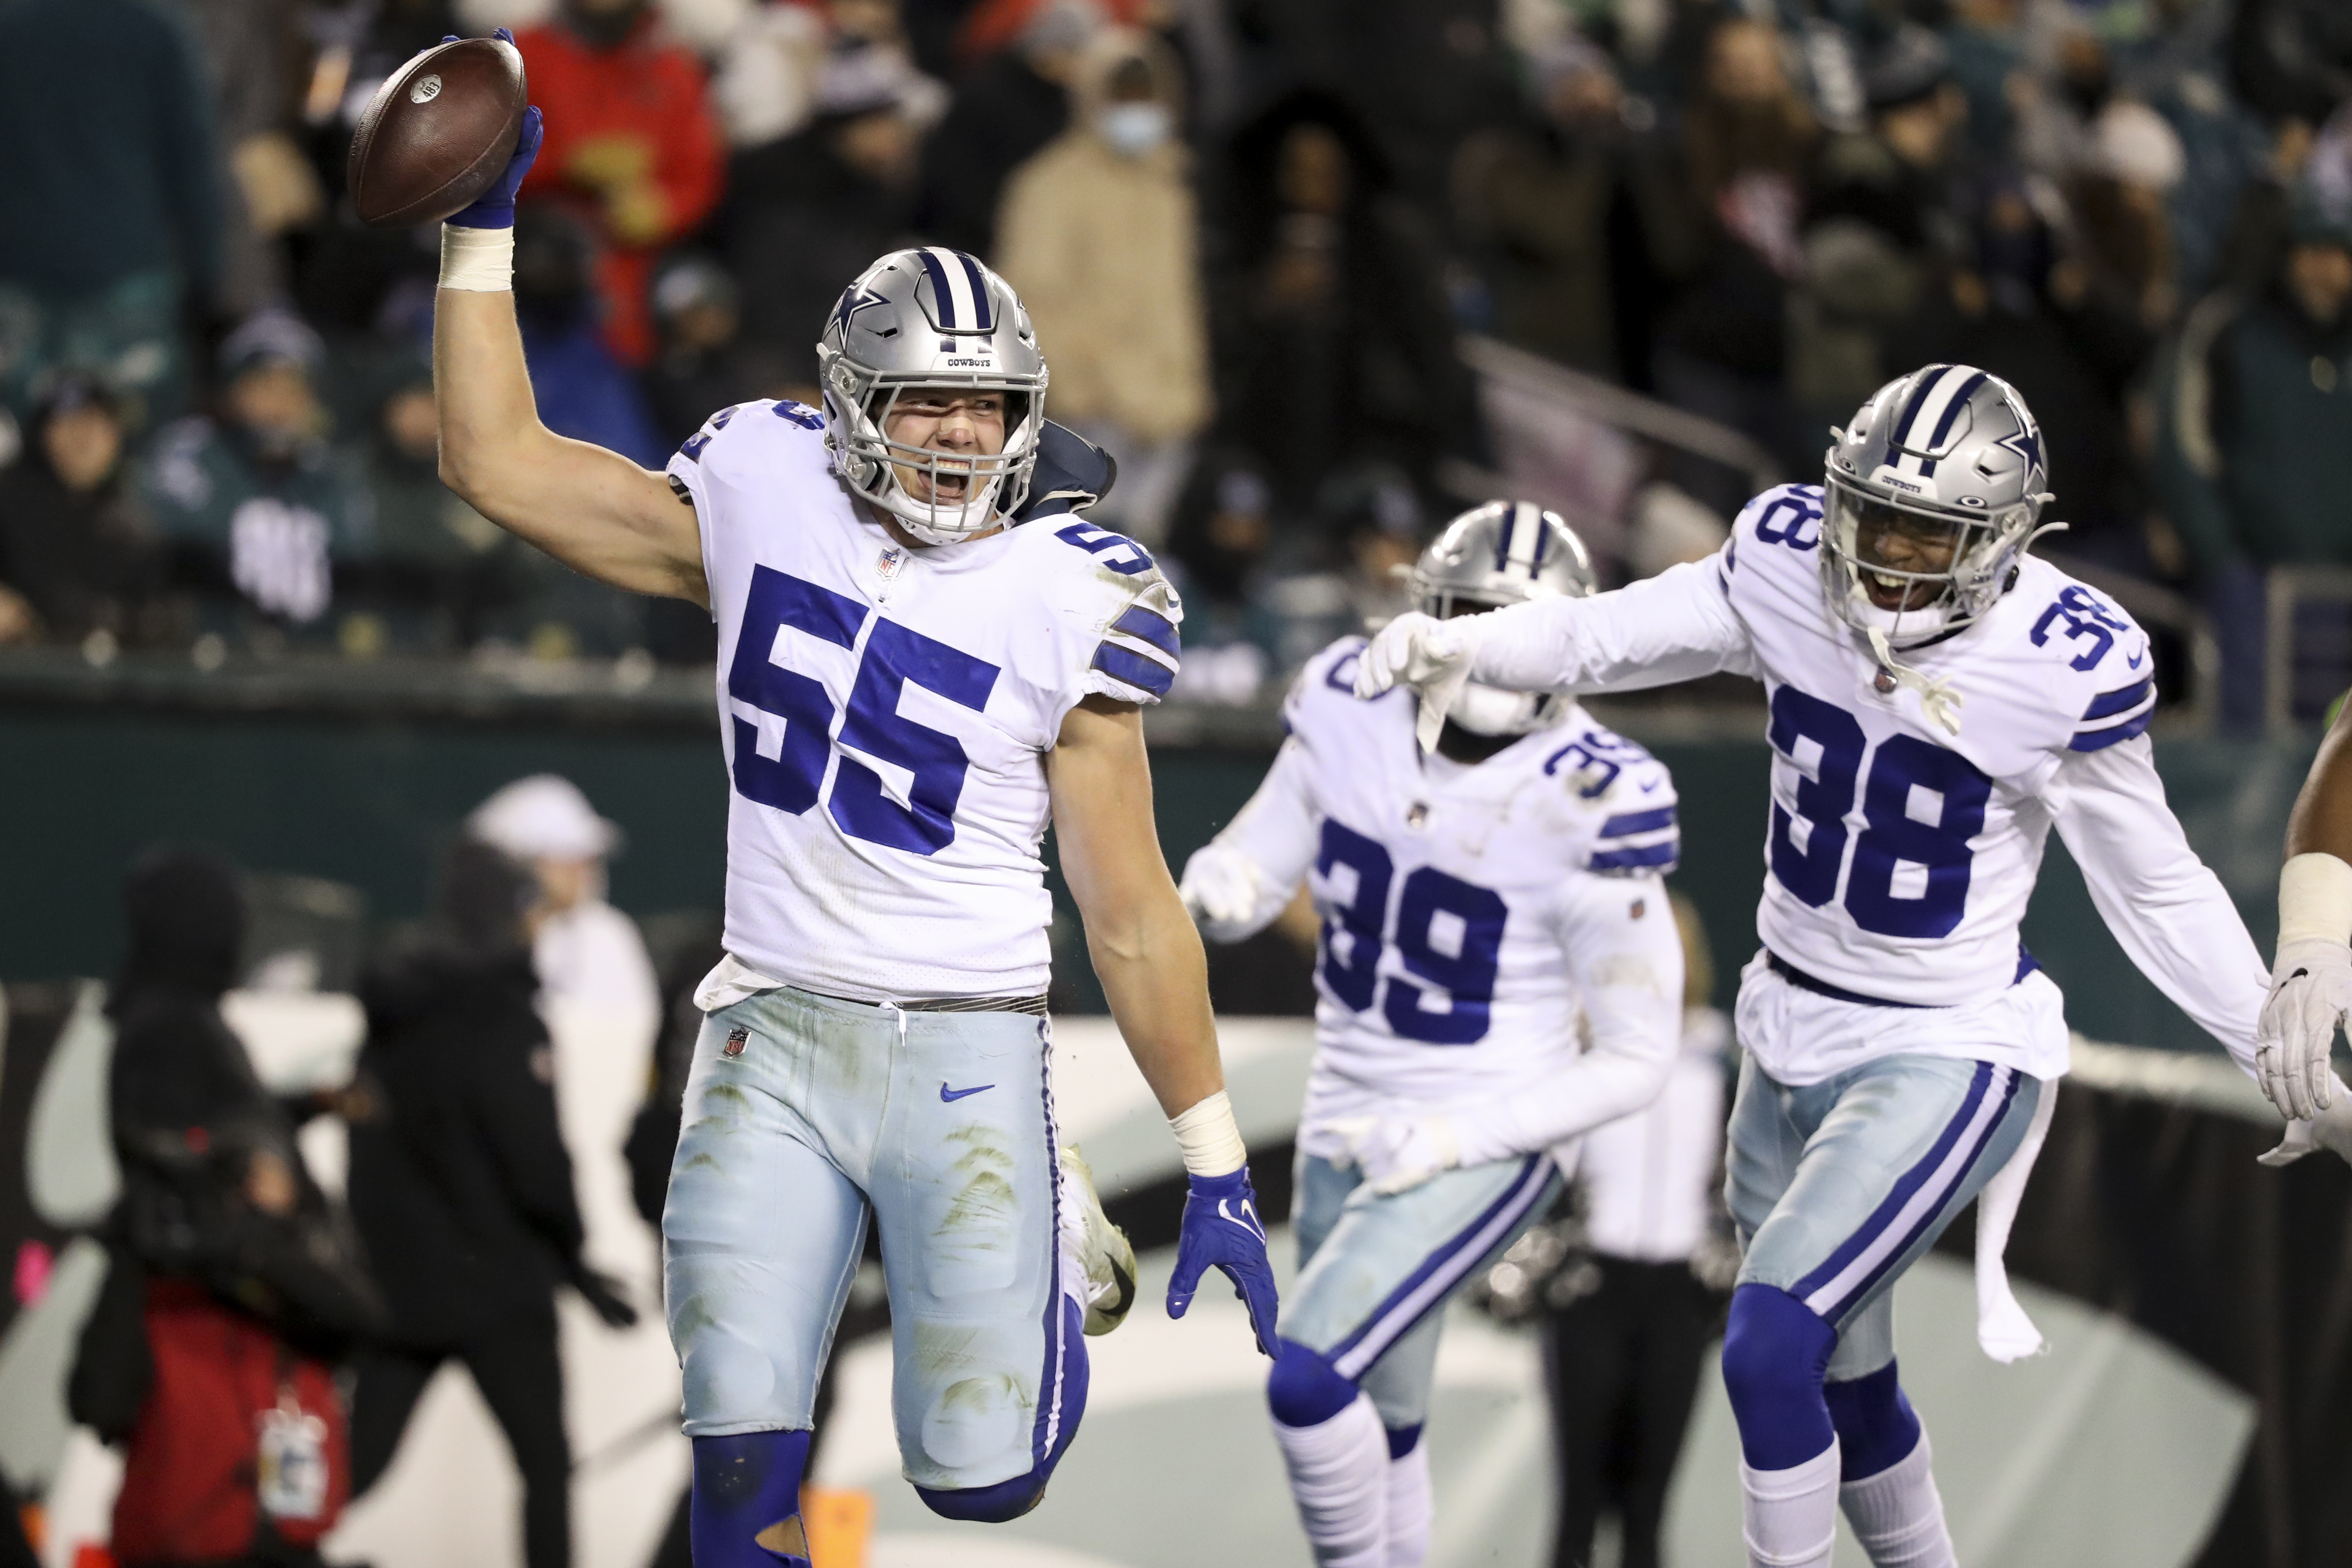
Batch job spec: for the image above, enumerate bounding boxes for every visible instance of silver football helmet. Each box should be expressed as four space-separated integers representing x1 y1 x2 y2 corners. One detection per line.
816 246 1049 544
1409 500 1597 736
1822 364 2054 649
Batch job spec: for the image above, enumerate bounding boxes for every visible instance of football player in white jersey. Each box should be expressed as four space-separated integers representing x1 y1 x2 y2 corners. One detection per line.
1178 501 1686 1568
1355 365 2340 1568
429 113 1276 1566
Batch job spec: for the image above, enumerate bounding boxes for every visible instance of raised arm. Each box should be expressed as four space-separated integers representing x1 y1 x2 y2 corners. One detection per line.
1353 557 1755 744
432 108 706 604
1049 694 1279 1348
1179 736 1322 943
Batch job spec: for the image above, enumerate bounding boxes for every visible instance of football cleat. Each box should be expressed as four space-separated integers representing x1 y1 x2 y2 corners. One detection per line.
1058 1145 1136 1337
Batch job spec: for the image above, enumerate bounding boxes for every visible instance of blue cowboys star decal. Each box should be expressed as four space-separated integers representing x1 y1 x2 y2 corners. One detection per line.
1995 421 2044 488
833 286 889 336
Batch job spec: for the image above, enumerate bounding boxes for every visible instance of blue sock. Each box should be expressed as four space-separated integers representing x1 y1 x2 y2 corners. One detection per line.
691 1430 811 1567
1385 1423 1423 1460
1720 1284 1838 1472
1824 1361 1922 1480
1266 1337 1360 1428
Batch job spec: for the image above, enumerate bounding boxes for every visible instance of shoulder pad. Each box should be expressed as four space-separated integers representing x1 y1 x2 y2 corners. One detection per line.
2018 575 2157 753
1068 537 1182 705
1284 635 1375 727
1538 722 1680 875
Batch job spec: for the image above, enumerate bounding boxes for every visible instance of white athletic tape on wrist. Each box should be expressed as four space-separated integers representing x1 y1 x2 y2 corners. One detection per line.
2279 852 2352 949
439 223 514 292
1170 1090 1247 1178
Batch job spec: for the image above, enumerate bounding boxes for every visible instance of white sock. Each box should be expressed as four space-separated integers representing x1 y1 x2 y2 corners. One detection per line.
1384 1438 1431 1568
1839 1430 1955 1568
1741 1440 1841 1568
1272 1394 1390 1568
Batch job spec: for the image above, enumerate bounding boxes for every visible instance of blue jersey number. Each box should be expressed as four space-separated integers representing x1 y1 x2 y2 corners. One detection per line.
727 566 1001 855
1313 820 1506 1044
1766 686 1989 938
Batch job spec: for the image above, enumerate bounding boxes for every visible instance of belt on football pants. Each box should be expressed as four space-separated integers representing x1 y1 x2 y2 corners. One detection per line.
1765 949 2041 1010
801 988 1050 1017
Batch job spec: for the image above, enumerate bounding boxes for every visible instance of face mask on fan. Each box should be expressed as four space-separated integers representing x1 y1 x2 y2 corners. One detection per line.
1099 102 1173 158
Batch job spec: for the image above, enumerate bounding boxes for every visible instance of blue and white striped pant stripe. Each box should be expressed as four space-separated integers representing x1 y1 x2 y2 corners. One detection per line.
1727 1051 2041 1378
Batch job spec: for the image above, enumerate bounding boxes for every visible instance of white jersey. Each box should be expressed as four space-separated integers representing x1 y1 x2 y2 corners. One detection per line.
1193 636 1686 1159
1466 482 2270 1085
667 400 1181 1002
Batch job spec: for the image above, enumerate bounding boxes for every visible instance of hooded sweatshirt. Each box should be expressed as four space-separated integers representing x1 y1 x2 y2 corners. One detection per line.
347 841 588 1345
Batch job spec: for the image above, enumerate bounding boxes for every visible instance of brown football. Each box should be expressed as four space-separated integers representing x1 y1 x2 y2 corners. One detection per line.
347 37 527 228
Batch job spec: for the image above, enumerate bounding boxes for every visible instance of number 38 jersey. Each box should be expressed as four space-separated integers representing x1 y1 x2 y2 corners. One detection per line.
1464 479 2274 1087
1714 484 2154 1017
667 401 1182 1003
1194 637 1686 1149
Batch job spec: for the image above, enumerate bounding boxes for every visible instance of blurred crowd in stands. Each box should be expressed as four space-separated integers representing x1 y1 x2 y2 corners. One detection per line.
0 0 2348 717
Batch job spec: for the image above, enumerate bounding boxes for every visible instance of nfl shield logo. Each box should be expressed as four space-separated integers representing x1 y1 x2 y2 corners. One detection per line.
723 1026 749 1058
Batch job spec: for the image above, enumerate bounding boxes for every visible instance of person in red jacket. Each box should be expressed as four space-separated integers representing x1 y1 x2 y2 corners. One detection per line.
514 0 725 367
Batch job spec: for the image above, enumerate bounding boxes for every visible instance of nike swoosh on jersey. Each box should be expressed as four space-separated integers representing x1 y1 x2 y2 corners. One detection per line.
2127 650 2145 668
940 1082 995 1102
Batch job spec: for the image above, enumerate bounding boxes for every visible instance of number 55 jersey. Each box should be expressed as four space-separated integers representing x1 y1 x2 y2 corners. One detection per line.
1188 636 1687 1160
667 401 1182 1003
1462 482 2270 1086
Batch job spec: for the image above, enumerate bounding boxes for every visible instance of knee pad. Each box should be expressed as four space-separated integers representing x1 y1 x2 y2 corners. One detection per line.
916 1470 1052 1523
1720 1284 1837 1472
691 1429 812 1567
915 1298 1089 1523
1267 1338 1360 1429
1823 1360 1922 1481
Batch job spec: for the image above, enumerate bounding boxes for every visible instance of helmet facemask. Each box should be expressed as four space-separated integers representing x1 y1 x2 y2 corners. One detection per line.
824 369 1045 545
1406 499 1597 739
1821 483 2035 650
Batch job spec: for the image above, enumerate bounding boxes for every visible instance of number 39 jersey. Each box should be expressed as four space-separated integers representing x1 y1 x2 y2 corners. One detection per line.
667 401 1182 1002
1197 636 1685 1145
1717 484 2155 1017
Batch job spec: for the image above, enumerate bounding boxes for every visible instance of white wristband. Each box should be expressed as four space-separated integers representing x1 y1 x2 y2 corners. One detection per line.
439 223 514 293
1170 1090 1247 1178
2279 852 2352 950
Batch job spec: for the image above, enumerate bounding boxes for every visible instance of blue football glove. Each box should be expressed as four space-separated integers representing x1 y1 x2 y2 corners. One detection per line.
441 31 540 231
1167 1167 1279 1356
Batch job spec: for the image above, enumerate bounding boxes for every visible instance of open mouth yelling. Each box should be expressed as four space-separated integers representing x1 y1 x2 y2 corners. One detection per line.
1864 569 1935 613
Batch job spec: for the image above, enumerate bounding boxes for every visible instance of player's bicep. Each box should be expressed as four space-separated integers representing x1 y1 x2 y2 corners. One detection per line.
1555 872 1684 1058
1049 696 1180 922
481 426 707 603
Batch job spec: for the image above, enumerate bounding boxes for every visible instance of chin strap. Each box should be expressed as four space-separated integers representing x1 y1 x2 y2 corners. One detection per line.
1866 627 1965 737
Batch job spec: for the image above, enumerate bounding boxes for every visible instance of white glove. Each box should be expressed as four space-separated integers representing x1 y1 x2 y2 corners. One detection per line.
2256 939 2352 1120
1179 843 1273 931
1353 612 1480 752
1328 1114 1463 1196
2258 1082 2352 1167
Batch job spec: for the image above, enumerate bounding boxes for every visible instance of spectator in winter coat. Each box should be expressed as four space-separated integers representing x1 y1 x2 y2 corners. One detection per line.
720 45 928 395
142 310 372 643
1206 89 1479 517
514 0 727 367
0 0 222 424
995 29 1209 544
1453 39 1661 381
2158 193 2352 725
345 839 635 1568
0 378 165 649
916 0 1095 257
75 847 382 1568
